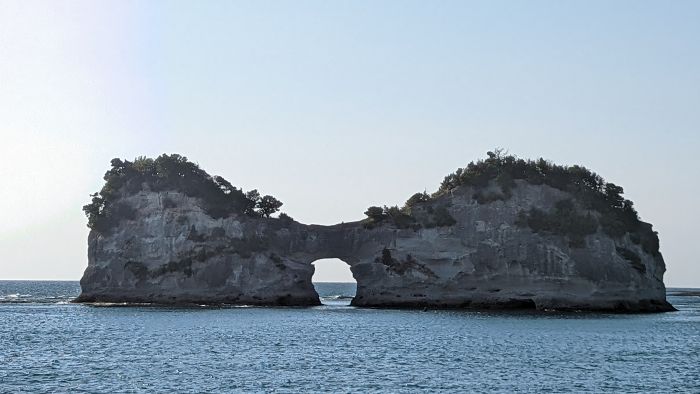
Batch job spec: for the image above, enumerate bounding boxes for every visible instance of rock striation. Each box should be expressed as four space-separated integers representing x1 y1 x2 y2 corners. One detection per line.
76 154 675 312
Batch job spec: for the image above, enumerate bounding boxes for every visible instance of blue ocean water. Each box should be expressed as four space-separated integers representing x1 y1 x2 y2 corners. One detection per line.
1 281 698 393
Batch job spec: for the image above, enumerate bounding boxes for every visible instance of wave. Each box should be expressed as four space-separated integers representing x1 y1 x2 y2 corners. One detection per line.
0 293 76 304
321 295 355 301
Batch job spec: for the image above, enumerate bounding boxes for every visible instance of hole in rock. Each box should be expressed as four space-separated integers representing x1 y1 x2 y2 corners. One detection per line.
311 258 356 306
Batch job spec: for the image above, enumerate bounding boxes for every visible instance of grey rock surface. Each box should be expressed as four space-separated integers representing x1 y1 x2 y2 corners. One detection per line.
77 181 674 312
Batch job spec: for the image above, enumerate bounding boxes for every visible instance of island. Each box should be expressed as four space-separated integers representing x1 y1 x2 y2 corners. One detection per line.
75 151 675 312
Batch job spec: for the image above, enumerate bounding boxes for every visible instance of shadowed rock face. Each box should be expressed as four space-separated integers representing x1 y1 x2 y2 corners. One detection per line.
76 180 674 312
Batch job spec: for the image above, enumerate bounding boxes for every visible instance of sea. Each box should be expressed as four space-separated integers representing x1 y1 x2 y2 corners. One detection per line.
0 281 698 393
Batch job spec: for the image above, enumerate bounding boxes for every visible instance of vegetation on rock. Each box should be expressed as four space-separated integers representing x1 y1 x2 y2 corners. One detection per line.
428 206 457 227
363 188 459 229
515 199 598 248
377 248 438 278
86 151 660 257
83 154 283 232
404 192 431 207
278 212 295 225
360 150 659 256
363 205 416 229
437 150 659 254
256 195 284 218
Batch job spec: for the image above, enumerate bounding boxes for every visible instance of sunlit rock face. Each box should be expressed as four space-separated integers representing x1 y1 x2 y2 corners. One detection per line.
77 181 673 312
77 191 321 306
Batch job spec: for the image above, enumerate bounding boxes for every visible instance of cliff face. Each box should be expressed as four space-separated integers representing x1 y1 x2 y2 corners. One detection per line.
77 180 673 312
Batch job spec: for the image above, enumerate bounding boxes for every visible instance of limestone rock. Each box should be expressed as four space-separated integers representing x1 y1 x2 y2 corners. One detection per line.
77 180 673 312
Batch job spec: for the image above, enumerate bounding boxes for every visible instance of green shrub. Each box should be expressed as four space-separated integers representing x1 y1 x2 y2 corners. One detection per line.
256 195 283 218
364 206 385 222
516 199 598 248
363 205 415 229
433 206 457 227
384 206 415 229
364 201 455 229
473 190 509 204
83 154 282 232
404 192 431 207
278 212 295 225
375 249 437 277
436 150 657 254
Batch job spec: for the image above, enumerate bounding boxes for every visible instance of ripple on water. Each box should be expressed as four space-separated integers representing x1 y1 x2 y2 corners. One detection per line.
0 281 699 393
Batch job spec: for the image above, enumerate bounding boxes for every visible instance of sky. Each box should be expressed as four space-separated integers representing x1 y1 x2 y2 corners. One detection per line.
0 1 698 286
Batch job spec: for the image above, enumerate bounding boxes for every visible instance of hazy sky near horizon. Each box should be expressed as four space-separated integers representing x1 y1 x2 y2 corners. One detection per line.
1 1 698 285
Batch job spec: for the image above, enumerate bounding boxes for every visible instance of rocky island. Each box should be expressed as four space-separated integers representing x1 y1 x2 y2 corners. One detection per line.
76 152 674 312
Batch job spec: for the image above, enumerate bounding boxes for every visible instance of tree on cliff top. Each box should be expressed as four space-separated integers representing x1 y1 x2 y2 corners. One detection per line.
435 149 657 254
256 195 283 218
83 154 283 232
362 205 415 229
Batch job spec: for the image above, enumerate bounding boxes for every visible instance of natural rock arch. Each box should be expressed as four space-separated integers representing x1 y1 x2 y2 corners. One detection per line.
77 184 672 311
76 153 674 312
310 258 356 284
310 258 357 304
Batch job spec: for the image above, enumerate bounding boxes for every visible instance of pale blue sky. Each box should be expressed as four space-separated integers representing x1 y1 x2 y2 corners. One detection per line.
0 1 698 285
